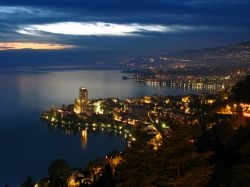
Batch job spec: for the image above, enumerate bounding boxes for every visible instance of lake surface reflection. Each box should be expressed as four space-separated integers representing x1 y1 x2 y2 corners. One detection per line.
0 69 205 186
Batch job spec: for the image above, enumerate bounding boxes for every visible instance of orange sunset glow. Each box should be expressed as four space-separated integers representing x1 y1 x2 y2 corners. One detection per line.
0 42 76 50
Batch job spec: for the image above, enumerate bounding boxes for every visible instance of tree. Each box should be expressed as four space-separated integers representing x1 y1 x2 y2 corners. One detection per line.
73 169 86 187
231 75 250 103
155 126 214 187
93 163 114 187
198 122 234 152
231 131 250 186
48 159 70 187
21 176 34 187
37 177 50 187
114 126 214 187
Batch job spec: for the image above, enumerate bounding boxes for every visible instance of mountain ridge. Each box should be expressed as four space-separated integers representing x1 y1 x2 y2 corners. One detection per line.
168 41 250 63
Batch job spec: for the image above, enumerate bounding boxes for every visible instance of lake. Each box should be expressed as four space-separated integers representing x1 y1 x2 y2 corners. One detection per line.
0 68 205 186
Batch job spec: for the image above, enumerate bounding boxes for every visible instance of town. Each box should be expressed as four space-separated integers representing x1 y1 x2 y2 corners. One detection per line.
121 42 250 92
39 77 250 186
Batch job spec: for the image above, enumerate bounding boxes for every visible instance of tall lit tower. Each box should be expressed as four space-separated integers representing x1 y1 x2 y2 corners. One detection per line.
79 87 88 113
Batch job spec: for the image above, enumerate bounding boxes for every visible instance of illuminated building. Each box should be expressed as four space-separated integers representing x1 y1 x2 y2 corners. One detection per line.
217 105 233 115
244 112 250 118
144 96 152 104
93 101 104 114
240 103 250 118
206 99 216 105
107 155 123 171
74 99 81 114
79 87 88 113
165 99 170 104
74 88 89 114
67 170 85 187
182 96 190 103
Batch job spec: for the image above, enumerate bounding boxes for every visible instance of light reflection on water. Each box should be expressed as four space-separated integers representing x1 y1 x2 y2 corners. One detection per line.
81 129 88 150
0 69 205 186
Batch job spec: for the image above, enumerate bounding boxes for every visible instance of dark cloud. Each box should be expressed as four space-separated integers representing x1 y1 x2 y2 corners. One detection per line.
0 0 250 66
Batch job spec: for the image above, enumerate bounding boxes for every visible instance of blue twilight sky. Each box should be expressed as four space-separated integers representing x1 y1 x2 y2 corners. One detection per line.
0 0 250 67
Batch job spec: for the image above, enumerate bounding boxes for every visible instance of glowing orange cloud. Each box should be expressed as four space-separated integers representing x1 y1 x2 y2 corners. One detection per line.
0 42 76 50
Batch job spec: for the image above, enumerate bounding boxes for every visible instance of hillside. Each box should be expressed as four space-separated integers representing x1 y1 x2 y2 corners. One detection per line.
168 41 250 64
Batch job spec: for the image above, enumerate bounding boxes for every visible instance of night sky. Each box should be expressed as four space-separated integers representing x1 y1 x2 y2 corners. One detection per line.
0 0 250 66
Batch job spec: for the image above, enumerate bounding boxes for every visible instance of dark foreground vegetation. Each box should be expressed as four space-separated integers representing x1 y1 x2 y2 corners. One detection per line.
18 75 250 187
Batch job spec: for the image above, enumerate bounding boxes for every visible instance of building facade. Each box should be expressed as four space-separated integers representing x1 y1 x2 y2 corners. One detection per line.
79 87 88 113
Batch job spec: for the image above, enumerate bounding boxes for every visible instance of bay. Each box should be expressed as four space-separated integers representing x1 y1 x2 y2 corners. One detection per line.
0 69 204 186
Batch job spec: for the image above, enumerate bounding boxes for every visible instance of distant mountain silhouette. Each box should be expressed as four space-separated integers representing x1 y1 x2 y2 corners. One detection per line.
168 41 250 64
